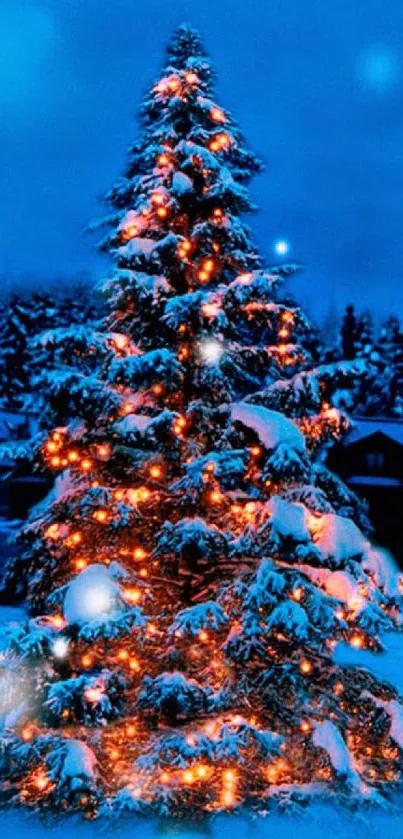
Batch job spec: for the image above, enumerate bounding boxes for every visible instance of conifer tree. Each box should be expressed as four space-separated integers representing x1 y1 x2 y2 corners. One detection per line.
1 25 402 819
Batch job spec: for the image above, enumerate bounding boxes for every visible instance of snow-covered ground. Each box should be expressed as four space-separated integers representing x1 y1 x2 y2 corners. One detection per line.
1 608 403 838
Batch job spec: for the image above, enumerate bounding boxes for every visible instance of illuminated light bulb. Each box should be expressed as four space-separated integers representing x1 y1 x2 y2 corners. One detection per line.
114 489 124 501
250 446 261 457
278 327 289 339
121 401 134 415
209 489 224 504
84 685 105 704
160 771 171 784
133 546 148 562
139 568 148 578
52 637 69 659
124 587 141 604
126 723 137 737
129 658 140 672
291 586 305 602
278 344 288 356
122 223 139 241
350 634 364 649
274 239 290 256
152 383 164 396
117 649 129 661
70 531 82 545
223 769 237 785
80 458 93 472
212 207 224 220
138 487 151 502
210 106 226 123
199 339 224 365
109 748 120 761
113 334 128 352
51 456 61 468
67 450 79 463
182 769 195 785
157 153 170 166
156 206 168 219
205 461 216 473
151 191 165 206
45 523 60 540
185 71 199 85
75 557 87 571
203 258 215 272
300 720 311 734
221 789 235 808
299 658 313 675
196 764 209 779
198 270 210 283
21 726 35 742
149 464 163 479
34 771 49 791
245 501 256 514
93 509 108 523
198 630 209 642
46 441 58 453
147 622 157 635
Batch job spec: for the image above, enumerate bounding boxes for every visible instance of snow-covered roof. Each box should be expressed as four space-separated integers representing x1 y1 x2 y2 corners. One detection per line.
344 418 403 448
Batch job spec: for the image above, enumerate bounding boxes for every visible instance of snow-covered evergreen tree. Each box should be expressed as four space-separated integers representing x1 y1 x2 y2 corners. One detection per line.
1 25 403 819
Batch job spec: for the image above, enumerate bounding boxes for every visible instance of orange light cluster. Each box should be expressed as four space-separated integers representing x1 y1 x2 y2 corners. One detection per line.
177 238 192 260
210 106 226 123
209 132 231 152
198 257 215 283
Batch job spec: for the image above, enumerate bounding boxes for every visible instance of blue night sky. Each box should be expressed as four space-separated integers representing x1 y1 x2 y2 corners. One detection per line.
1 0 402 319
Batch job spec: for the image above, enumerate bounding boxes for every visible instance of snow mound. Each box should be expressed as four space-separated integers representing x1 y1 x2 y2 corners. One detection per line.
266 496 310 542
324 571 361 607
309 513 368 565
230 403 305 452
63 565 120 626
363 546 401 597
61 740 97 782
312 721 360 787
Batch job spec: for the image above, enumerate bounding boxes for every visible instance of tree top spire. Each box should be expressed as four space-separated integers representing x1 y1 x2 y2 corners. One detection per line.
166 23 208 68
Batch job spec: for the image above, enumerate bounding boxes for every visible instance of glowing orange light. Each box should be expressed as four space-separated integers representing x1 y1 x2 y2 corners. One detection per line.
117 649 129 661
209 489 224 504
210 106 226 123
198 270 210 283
203 258 215 272
156 206 168 219
185 71 199 85
160 771 171 784
183 769 195 785
124 587 141 604
113 334 128 352
195 764 209 779
80 458 93 472
46 441 58 453
75 557 87 571
81 654 93 668
149 464 163 479
70 531 82 545
133 546 148 561
300 720 311 734
151 191 165 206
126 723 137 737
198 630 209 642
291 587 305 602
93 509 108 523
152 383 164 396
350 634 364 649
157 153 170 166
50 456 61 468
129 658 140 672
67 449 79 463
34 771 49 791
44 523 60 540
299 658 313 675
21 726 35 742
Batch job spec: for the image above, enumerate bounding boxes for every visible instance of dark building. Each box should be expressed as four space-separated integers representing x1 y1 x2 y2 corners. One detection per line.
328 418 403 566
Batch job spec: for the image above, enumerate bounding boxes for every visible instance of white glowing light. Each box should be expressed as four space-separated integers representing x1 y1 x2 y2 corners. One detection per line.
274 239 290 256
52 637 69 659
199 339 224 365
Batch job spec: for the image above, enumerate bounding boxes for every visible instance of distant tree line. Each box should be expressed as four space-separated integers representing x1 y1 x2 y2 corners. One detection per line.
321 304 403 418
0 280 102 412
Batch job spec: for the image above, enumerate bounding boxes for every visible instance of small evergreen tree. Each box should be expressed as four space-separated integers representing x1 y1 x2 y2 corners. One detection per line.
0 25 402 819
340 304 358 360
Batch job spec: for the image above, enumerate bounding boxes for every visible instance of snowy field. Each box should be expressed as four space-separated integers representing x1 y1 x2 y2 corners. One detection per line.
1 609 403 838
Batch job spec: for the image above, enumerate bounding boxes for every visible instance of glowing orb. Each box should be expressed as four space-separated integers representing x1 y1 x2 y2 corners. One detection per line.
199 339 224 365
52 637 69 659
274 239 290 256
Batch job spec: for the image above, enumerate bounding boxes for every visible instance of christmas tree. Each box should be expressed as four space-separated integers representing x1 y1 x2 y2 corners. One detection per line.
1 25 402 819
